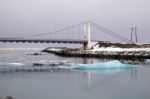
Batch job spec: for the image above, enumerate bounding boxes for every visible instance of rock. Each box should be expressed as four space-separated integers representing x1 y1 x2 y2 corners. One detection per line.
33 63 44 66
33 60 69 67
27 52 42 56
4 96 13 99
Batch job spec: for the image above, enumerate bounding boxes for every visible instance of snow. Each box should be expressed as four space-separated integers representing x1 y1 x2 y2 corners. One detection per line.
90 47 150 52
48 48 62 51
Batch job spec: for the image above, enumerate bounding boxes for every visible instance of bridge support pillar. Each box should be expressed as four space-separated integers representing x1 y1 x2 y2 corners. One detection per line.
83 22 91 50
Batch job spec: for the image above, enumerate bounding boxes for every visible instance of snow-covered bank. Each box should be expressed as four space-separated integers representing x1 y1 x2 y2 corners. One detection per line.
90 47 150 52
43 42 150 59
43 47 150 59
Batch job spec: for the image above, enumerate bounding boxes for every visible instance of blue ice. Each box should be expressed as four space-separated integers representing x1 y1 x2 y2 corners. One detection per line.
72 60 137 74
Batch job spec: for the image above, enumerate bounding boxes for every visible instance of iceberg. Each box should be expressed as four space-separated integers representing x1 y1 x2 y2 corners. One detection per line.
0 62 25 71
71 60 137 73
0 62 24 67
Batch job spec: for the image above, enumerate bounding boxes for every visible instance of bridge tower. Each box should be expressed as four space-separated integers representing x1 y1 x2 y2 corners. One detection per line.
83 21 91 50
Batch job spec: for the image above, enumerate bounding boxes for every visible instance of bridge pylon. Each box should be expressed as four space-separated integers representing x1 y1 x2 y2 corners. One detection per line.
83 21 92 50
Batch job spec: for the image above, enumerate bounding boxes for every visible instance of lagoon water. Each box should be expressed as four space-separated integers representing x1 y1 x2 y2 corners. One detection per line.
0 43 150 99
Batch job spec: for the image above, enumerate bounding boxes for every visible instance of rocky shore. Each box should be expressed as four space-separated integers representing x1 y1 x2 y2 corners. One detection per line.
42 43 150 59
0 96 13 99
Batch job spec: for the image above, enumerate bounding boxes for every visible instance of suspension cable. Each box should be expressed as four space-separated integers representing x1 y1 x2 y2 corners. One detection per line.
90 22 131 43
23 22 84 38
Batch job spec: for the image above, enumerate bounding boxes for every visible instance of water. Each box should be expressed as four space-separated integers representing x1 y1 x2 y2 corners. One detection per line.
0 44 150 99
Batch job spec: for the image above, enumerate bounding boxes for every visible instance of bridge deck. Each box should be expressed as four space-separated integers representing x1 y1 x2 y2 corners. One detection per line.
0 38 87 44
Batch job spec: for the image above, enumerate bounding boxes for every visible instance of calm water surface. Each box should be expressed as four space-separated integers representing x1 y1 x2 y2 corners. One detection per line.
0 45 150 99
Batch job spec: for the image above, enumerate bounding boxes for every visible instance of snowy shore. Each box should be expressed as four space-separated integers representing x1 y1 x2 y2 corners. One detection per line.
43 43 150 59
43 47 150 59
91 47 150 52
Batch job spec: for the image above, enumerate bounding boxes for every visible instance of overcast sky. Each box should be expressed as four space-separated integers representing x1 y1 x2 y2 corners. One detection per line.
0 0 150 43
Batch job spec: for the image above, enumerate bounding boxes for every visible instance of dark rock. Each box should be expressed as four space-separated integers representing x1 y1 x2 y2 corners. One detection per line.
4 96 13 99
33 63 44 66
27 52 42 56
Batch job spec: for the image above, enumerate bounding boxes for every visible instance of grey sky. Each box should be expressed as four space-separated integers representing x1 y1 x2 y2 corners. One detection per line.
0 0 150 43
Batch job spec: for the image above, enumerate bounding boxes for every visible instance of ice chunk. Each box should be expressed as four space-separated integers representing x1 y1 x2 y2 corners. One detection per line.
71 60 137 73
0 62 24 67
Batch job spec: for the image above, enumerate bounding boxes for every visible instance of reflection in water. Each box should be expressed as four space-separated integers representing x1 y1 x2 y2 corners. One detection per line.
84 72 91 90
83 58 94 64
82 68 138 90
130 68 138 79
81 58 139 90
82 58 150 65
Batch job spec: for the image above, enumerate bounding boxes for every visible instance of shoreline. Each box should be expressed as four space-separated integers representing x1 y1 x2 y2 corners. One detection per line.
42 47 150 59
42 42 150 59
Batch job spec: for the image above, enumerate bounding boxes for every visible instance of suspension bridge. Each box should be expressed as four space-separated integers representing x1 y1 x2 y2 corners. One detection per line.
0 21 131 50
